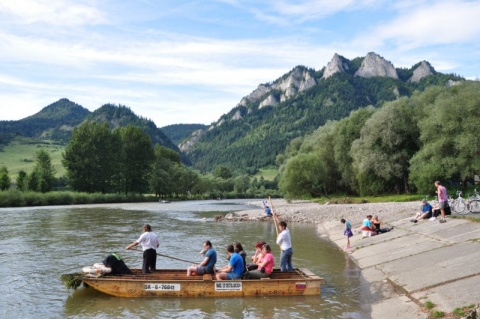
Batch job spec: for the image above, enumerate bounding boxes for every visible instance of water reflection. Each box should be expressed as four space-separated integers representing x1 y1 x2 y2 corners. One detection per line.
0 200 368 318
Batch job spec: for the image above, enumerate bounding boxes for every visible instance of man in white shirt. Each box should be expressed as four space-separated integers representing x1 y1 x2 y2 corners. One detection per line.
126 224 160 274
273 212 294 271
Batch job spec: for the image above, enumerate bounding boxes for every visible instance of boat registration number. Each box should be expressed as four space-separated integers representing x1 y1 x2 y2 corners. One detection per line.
144 283 180 291
215 282 242 291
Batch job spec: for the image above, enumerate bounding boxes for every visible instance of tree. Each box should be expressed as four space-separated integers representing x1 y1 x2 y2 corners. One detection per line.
35 149 56 192
16 170 27 191
117 125 154 194
234 175 250 194
333 106 376 194
150 145 180 198
350 98 420 195
0 166 10 190
62 122 122 193
409 83 480 193
213 165 233 179
279 153 327 199
27 170 39 191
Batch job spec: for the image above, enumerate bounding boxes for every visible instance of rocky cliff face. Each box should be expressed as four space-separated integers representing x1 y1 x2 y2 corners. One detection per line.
322 53 350 79
178 129 205 152
239 66 316 109
355 52 398 79
408 61 435 82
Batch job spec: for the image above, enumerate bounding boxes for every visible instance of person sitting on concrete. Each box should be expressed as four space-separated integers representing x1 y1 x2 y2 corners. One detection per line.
357 215 377 237
411 200 434 223
371 215 393 233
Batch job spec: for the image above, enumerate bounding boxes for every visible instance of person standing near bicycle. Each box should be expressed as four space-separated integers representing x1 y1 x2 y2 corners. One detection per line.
435 181 448 223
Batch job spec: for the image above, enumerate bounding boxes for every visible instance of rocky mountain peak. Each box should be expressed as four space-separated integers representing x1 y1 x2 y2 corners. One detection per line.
322 53 349 79
355 52 398 79
238 66 316 110
408 61 435 83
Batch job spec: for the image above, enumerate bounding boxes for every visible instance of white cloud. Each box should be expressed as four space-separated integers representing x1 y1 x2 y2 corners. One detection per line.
0 0 106 26
354 0 480 50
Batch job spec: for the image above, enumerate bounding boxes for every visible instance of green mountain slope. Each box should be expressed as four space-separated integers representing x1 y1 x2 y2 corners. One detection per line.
184 54 463 174
86 104 189 164
161 123 208 146
0 98 90 143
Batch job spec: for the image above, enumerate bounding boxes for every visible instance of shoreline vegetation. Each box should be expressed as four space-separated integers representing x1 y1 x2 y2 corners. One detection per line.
0 189 282 208
0 189 159 207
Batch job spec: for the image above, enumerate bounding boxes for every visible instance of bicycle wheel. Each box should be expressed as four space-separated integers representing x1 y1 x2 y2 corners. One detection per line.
453 200 468 214
469 199 480 213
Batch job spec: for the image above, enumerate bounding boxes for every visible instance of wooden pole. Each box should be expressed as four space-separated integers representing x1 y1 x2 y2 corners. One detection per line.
131 249 197 264
269 196 279 236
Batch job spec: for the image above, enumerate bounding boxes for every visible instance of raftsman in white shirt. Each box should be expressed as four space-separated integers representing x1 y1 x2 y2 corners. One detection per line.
276 228 292 250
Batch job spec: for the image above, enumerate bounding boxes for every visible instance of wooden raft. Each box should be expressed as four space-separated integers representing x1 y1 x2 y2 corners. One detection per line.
81 268 324 298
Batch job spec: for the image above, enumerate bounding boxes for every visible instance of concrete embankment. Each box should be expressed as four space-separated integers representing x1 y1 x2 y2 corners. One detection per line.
234 200 480 318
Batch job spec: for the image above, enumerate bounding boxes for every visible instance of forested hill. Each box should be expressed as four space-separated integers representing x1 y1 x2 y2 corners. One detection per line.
0 100 187 164
85 104 189 164
0 98 90 143
181 52 464 174
161 123 208 145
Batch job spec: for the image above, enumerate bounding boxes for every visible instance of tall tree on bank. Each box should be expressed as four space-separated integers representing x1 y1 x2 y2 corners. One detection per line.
35 149 56 192
409 83 480 193
350 98 420 195
16 170 27 191
63 122 122 193
0 166 10 190
150 145 181 198
333 106 376 194
117 125 154 194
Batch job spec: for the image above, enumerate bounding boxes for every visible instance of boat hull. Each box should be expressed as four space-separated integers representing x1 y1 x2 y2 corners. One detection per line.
82 268 323 298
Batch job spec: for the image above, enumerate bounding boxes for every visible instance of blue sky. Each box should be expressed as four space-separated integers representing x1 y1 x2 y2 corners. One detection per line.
1 0 479 127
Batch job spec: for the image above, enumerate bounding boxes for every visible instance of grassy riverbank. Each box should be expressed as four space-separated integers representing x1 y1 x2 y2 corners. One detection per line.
311 194 423 205
0 189 158 207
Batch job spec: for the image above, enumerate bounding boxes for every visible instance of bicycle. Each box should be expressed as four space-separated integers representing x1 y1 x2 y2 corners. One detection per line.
467 188 480 213
451 190 468 215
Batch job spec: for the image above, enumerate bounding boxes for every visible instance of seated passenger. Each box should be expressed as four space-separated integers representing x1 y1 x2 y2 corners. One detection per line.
411 200 433 223
245 244 275 279
234 242 247 271
187 240 217 276
216 244 245 280
246 241 265 270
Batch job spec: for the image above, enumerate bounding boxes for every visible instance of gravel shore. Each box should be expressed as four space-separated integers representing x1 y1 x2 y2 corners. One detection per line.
232 199 422 227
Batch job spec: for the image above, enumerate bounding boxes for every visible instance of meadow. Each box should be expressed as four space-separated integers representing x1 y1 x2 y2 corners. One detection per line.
0 137 66 179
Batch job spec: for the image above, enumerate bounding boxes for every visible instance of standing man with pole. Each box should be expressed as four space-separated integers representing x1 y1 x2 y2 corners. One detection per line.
272 212 294 272
126 224 160 274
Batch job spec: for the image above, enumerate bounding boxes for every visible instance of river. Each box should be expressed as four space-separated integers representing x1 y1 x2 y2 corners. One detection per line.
0 199 369 318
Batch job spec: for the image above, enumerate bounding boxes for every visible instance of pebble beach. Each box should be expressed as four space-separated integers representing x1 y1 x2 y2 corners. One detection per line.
232 199 421 227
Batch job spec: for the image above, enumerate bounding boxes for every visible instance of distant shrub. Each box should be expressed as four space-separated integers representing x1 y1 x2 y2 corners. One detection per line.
0 189 25 207
44 192 74 205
